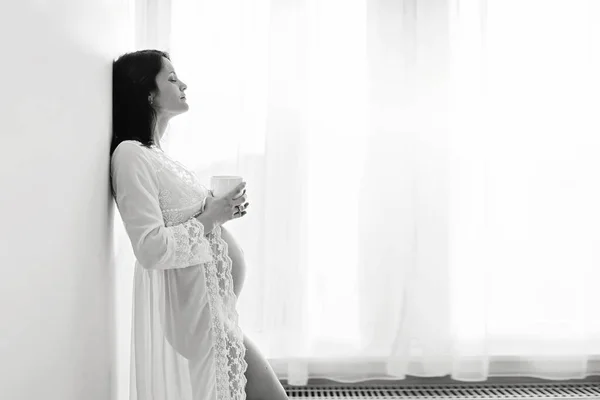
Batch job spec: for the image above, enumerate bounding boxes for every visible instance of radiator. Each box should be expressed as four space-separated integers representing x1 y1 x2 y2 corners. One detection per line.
283 383 600 399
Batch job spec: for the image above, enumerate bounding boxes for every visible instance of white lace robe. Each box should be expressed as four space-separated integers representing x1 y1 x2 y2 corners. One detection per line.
111 140 248 400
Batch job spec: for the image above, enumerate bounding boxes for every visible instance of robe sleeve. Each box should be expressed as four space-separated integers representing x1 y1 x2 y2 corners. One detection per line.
111 142 214 270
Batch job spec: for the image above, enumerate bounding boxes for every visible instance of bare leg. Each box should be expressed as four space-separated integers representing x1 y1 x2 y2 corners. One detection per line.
243 334 288 400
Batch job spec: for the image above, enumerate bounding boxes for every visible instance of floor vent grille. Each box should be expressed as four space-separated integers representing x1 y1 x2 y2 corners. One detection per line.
283 383 600 399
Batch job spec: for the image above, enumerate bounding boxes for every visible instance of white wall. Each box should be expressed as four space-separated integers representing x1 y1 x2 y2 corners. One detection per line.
0 1 133 399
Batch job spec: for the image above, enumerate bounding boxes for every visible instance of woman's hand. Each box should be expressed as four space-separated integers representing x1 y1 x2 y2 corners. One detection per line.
203 182 250 226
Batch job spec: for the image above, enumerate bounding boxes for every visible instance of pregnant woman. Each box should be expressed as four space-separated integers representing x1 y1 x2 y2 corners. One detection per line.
110 50 288 400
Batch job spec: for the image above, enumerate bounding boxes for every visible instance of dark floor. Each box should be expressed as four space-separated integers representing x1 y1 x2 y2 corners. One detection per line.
280 375 600 387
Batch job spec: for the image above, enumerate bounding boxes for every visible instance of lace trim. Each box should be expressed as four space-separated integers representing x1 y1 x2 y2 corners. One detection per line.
204 226 248 400
150 147 204 189
170 218 213 266
152 150 208 226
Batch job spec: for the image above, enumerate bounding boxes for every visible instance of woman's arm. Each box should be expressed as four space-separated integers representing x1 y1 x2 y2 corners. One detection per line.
111 142 214 270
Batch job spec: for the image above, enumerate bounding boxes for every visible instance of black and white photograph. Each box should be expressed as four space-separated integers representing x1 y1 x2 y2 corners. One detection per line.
1 1 599 399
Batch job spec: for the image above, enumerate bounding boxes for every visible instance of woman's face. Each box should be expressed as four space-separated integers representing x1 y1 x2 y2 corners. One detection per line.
151 57 188 117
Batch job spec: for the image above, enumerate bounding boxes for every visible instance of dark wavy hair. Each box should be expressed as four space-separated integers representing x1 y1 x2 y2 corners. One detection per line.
111 49 171 157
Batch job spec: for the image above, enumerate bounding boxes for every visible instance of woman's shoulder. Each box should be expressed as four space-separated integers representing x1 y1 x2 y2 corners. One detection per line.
113 140 159 159
111 140 163 173
114 139 155 151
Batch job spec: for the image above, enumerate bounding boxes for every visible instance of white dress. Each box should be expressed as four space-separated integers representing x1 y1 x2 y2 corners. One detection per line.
111 140 248 400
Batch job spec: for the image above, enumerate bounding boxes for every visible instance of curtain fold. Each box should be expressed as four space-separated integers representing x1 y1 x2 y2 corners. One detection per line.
120 0 600 386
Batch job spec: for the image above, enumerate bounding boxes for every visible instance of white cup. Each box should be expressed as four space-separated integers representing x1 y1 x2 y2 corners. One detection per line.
210 175 244 199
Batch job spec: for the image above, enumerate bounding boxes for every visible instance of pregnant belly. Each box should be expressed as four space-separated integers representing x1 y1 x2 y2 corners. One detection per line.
219 226 246 299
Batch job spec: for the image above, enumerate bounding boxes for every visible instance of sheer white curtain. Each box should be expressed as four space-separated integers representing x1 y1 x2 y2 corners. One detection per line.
445 0 600 380
120 0 600 385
